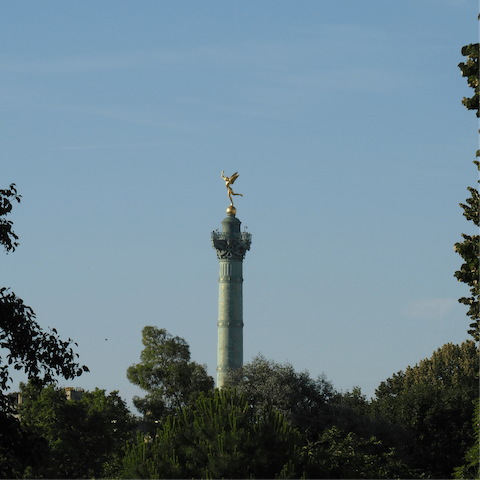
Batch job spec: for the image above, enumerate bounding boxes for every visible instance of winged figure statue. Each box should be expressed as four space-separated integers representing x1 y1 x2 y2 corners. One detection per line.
221 171 243 206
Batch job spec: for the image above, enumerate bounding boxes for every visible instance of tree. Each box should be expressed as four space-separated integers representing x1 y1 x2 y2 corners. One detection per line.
225 355 411 472
0 183 88 477
0 184 87 411
121 388 412 479
301 425 412 479
0 289 87 411
127 326 214 421
454 398 480 479
224 354 335 441
445 32 480 480
122 388 304 479
455 41 479 341
329 387 409 461
372 341 479 478
18 382 136 478
0 183 86 412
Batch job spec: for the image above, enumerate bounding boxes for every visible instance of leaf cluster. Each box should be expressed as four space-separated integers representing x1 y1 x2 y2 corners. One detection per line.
454 172 479 340
455 41 480 341
0 183 21 253
0 288 88 412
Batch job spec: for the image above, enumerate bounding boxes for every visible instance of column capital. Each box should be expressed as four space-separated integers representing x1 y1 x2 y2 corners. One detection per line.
211 231 251 260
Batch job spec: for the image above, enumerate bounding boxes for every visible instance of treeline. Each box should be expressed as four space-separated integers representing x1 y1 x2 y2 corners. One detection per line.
122 328 480 479
2 385 134 478
2 328 478 479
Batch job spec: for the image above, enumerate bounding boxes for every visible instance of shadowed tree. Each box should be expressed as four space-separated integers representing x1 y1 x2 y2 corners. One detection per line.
0 183 88 478
372 341 479 478
18 383 135 478
121 388 412 479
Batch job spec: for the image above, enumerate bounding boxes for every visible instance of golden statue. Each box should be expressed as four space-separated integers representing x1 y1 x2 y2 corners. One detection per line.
221 171 243 207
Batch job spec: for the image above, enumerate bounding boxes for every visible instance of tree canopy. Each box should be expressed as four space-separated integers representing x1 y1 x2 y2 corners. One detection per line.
121 388 411 479
224 354 412 472
372 340 479 478
122 388 302 479
127 326 214 421
17 383 135 478
224 354 335 440
454 398 480 479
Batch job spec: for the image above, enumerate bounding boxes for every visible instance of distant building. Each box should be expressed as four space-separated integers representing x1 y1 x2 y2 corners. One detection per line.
9 387 85 410
65 387 84 401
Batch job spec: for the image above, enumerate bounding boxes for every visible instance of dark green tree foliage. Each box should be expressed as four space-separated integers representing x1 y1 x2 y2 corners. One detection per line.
122 388 411 479
224 354 335 440
372 341 479 478
0 289 87 410
0 184 88 477
225 355 406 453
122 388 301 479
302 426 412 480
329 387 409 459
18 382 135 478
449 35 480 480
0 183 21 253
0 184 87 412
127 326 214 420
454 398 480 479
459 43 479 116
0 411 48 479
332 386 370 417
455 42 480 341
0 183 85 412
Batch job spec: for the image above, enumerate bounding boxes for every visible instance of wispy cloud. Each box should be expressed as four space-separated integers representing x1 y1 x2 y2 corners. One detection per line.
0 27 419 127
0 50 181 74
0 24 405 82
405 298 457 319
48 143 163 151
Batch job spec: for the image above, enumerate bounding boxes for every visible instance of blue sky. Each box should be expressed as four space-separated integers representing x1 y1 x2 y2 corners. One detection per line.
1 1 478 412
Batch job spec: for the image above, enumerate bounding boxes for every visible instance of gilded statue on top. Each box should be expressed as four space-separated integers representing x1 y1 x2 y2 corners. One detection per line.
221 171 243 207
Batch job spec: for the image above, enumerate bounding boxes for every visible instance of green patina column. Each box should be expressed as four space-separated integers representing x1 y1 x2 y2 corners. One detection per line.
211 206 251 388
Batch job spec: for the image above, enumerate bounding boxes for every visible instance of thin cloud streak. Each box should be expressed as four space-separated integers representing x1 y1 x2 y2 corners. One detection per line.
0 25 403 77
405 298 457 319
0 50 181 74
48 143 164 151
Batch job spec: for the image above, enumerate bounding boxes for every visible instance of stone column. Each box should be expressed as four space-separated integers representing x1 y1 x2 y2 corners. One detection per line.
211 207 251 388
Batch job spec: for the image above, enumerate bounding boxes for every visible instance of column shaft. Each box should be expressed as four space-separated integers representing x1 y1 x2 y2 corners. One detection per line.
217 259 243 388
211 213 251 389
